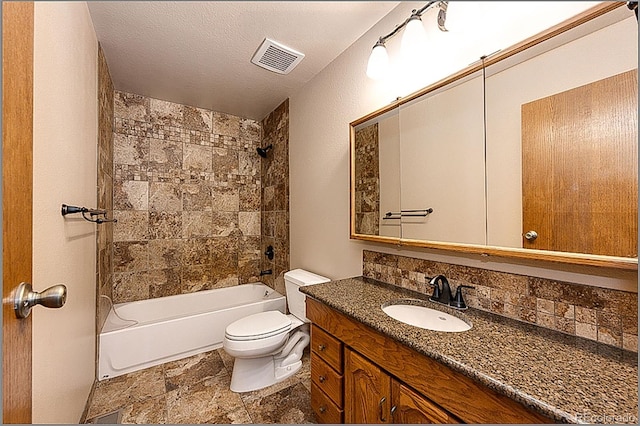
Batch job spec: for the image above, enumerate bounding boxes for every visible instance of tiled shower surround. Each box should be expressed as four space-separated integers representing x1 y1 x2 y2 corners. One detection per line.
110 91 289 303
97 44 114 330
260 100 290 290
354 123 379 236
363 250 638 352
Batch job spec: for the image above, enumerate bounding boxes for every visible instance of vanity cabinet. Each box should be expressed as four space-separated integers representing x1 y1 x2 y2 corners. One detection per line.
310 325 344 423
345 348 459 423
344 348 389 423
390 378 460 424
306 297 552 424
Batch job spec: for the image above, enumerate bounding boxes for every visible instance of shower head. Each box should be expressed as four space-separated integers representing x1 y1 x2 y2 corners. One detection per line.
256 144 273 158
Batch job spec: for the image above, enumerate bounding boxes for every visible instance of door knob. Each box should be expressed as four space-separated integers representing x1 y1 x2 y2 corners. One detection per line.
13 282 67 319
524 230 538 241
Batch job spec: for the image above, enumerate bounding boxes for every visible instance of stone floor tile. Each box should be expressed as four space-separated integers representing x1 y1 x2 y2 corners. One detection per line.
165 350 228 391
216 347 235 372
120 395 167 424
244 382 316 424
86 348 315 424
295 350 312 393
87 365 166 419
166 374 251 424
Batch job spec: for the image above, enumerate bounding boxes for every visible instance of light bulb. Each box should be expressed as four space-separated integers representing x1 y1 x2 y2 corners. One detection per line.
366 42 389 80
442 1 483 34
401 15 428 59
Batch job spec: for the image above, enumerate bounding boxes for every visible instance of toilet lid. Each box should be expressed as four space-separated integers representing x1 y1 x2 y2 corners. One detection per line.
225 311 291 341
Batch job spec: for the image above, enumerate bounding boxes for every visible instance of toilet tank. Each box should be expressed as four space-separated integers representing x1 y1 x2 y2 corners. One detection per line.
284 269 330 321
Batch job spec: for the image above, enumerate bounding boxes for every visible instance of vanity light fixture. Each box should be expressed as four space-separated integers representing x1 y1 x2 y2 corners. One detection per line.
366 39 390 80
366 1 449 80
401 10 429 58
628 1 638 20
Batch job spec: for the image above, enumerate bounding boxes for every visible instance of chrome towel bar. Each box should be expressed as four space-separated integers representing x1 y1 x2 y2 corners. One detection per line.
383 208 433 220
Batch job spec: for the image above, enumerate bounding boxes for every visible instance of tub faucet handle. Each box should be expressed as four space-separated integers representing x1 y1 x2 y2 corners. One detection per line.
264 245 274 260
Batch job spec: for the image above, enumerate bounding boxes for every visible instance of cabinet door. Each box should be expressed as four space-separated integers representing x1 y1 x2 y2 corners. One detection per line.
391 380 461 424
345 348 392 424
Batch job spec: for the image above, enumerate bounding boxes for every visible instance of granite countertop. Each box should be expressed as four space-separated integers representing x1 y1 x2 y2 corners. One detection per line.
301 277 638 424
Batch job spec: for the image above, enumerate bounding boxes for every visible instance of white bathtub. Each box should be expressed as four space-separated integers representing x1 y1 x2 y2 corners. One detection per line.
98 283 285 380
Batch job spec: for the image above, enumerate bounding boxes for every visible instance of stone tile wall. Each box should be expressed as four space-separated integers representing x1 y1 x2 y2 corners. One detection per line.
111 91 263 302
260 100 290 291
354 123 379 235
97 44 114 329
363 250 638 352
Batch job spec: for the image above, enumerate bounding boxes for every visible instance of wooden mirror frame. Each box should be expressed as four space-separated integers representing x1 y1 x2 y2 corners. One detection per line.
350 2 638 271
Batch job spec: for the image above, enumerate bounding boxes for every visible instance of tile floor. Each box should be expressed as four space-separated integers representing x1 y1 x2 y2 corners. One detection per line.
84 348 316 424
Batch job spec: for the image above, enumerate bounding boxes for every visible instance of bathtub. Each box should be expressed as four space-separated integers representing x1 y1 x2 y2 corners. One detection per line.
98 283 285 380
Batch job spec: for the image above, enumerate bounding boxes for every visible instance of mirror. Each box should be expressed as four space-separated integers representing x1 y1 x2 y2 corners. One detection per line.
398 69 486 245
350 3 638 269
354 108 402 238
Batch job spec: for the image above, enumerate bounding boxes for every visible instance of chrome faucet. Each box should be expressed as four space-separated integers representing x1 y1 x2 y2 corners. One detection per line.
427 275 474 310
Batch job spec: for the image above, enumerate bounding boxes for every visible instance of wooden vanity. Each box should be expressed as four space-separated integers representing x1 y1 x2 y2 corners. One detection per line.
307 297 552 424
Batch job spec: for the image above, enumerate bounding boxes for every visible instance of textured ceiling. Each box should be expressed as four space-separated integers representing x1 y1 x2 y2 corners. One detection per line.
88 1 400 120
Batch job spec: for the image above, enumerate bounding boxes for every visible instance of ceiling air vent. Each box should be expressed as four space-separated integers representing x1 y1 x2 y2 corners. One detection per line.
251 38 305 75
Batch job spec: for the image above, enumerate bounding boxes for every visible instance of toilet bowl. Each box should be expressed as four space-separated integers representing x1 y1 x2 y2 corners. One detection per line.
223 269 329 392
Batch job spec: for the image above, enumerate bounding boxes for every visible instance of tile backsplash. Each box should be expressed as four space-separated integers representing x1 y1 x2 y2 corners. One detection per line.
363 250 638 352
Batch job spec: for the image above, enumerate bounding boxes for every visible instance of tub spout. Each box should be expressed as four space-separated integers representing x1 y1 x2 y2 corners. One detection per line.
260 269 272 276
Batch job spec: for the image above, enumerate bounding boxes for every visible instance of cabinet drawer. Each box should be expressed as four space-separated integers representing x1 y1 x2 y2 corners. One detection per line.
311 382 343 424
311 325 343 373
311 353 343 407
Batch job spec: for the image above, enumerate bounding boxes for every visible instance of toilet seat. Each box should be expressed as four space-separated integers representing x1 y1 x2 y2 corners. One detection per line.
225 311 291 341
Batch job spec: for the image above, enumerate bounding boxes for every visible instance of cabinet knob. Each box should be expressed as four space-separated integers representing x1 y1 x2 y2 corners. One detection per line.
318 344 326 351
319 406 327 414
318 375 326 383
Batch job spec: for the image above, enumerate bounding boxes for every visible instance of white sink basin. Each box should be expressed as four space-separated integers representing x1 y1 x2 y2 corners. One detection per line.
382 301 472 332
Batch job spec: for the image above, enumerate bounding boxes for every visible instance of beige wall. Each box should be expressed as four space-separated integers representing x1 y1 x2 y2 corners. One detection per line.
33 2 98 423
399 74 485 244
289 1 637 292
378 113 400 238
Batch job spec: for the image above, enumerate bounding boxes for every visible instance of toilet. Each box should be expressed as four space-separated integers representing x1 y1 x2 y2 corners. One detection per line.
223 269 330 392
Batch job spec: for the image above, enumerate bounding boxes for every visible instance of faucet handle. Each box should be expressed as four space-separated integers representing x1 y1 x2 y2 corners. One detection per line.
427 276 441 301
450 285 475 310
